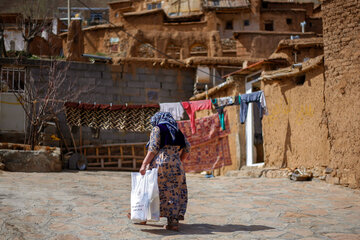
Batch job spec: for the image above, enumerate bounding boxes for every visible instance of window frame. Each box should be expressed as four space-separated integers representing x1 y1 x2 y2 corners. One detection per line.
0 67 26 93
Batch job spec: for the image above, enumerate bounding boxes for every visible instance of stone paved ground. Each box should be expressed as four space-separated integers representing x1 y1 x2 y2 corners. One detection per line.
0 171 360 240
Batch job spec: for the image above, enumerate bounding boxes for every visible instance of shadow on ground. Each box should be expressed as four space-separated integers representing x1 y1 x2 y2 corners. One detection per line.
141 224 274 235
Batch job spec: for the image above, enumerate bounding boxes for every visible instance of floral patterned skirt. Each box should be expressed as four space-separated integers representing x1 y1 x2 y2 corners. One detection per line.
149 146 188 219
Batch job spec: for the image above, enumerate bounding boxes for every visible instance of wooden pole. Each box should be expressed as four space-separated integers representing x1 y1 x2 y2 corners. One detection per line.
67 0 71 28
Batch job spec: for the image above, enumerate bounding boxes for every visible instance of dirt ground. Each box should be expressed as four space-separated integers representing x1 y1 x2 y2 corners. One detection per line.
0 171 360 240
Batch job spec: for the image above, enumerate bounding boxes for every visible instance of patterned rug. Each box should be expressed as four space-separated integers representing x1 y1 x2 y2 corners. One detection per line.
64 102 159 132
178 114 232 172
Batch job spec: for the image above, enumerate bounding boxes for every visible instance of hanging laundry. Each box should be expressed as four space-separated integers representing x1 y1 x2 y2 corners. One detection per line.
240 91 268 124
212 96 234 130
178 114 231 172
159 102 185 121
181 100 212 134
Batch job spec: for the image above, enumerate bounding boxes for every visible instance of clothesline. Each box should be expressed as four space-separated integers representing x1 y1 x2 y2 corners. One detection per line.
160 90 268 133
64 91 268 134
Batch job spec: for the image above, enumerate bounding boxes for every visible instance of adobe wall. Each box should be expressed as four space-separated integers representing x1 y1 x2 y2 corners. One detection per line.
123 11 165 29
235 32 316 59
322 0 360 188
276 46 323 65
305 17 323 35
262 66 330 170
264 2 314 16
29 34 62 57
260 10 306 32
65 26 223 59
215 12 260 38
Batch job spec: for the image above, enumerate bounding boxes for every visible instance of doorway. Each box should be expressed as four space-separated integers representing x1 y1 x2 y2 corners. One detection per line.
245 71 264 166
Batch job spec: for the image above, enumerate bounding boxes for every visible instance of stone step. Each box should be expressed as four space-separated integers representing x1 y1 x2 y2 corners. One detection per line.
226 167 292 179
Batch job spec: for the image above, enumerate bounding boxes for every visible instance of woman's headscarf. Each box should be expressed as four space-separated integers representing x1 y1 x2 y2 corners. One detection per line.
150 112 179 141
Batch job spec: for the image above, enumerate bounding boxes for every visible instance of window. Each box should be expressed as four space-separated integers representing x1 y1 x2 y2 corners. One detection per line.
10 40 15 51
264 21 274 31
295 75 306 85
147 2 161 10
213 0 220 6
90 13 102 23
0 68 26 92
244 19 250 26
286 18 292 25
225 20 233 30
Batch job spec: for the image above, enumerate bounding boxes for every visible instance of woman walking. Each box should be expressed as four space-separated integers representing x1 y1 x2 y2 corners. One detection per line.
140 112 190 231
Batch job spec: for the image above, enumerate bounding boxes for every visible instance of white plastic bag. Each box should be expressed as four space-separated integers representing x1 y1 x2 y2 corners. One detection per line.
130 168 160 222
146 168 160 222
131 171 148 222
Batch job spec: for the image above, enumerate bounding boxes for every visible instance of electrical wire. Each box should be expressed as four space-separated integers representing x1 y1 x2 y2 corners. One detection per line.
74 0 225 81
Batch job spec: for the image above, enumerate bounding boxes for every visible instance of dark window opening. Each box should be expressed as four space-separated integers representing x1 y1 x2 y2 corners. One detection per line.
286 18 292 25
309 22 312 27
147 4 152 10
225 20 233 30
295 75 306 85
262 2 268 8
213 0 220 6
264 21 273 31
244 19 250 26
91 13 102 22
10 40 15 51
157 3 161 8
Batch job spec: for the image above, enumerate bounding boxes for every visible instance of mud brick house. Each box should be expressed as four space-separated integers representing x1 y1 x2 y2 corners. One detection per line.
192 0 360 187
320 0 360 188
62 0 321 58
60 0 321 94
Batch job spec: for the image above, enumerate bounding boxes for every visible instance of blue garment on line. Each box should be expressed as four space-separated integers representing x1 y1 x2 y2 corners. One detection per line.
211 99 227 130
240 91 264 124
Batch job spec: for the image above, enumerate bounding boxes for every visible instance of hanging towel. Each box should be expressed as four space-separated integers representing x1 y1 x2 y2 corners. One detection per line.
159 102 185 121
240 91 268 124
181 100 212 134
212 97 234 130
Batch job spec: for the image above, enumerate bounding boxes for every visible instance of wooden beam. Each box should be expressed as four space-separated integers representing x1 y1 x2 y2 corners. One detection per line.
132 145 136 169
119 146 123 168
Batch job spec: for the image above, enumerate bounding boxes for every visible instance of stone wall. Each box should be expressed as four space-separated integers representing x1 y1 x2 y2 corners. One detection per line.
48 61 194 146
322 0 360 188
0 144 62 172
0 58 195 146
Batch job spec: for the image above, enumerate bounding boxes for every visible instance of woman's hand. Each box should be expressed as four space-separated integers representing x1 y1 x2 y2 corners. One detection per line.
139 164 147 175
139 151 156 175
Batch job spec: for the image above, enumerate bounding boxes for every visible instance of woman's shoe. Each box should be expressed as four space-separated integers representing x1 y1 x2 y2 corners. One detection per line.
164 224 179 231
178 215 184 221
165 217 179 231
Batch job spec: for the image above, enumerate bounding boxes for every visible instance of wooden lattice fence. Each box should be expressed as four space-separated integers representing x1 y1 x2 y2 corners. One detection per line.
78 142 147 171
